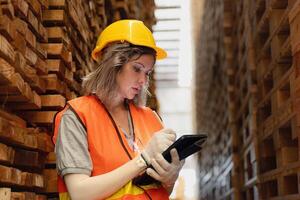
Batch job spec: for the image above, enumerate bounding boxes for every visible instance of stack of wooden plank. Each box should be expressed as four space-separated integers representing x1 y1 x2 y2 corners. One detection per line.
232 0 259 199
0 1 52 198
0 0 157 199
195 0 242 199
196 0 300 199
255 0 299 199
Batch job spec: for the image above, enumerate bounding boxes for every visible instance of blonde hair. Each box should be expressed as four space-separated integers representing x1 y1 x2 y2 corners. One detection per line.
82 42 156 107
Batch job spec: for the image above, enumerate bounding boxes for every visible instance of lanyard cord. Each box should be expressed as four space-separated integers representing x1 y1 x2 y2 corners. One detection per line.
95 95 135 160
94 95 152 200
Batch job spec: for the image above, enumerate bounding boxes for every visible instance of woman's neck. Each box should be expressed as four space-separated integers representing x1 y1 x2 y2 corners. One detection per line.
104 98 127 114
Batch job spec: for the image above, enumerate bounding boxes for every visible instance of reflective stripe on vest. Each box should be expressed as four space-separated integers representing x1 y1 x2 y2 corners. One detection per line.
53 95 169 199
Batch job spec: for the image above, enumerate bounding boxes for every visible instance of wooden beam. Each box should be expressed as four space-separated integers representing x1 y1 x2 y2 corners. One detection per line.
11 0 29 19
0 108 26 128
41 43 72 67
20 172 44 187
47 59 66 79
0 143 14 164
48 0 66 9
35 57 48 75
0 188 11 200
1 1 15 19
0 14 15 42
25 0 42 18
0 117 26 145
37 21 47 42
0 165 22 185
64 67 73 84
19 111 57 126
42 74 66 94
14 52 39 85
35 42 47 59
6 90 42 110
38 0 48 9
13 18 27 36
12 32 26 55
66 89 77 100
41 94 66 109
27 9 39 36
42 9 66 26
47 26 65 42
43 169 57 193
0 34 15 64
25 46 38 66
35 131 54 152
25 27 37 49
14 148 42 169
46 151 56 165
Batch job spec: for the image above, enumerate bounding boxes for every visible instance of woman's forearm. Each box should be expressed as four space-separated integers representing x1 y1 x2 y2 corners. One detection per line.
64 156 146 200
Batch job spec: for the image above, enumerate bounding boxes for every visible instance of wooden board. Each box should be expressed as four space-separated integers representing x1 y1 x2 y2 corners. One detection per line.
11 0 29 19
0 165 22 185
0 143 14 164
0 116 52 152
0 108 26 128
48 0 66 9
41 43 72 68
42 74 66 94
35 131 54 152
12 32 26 55
41 94 66 109
27 9 39 37
0 34 15 64
19 111 57 126
14 148 42 169
0 117 26 146
1 1 15 19
0 188 11 200
43 169 57 193
5 91 41 110
45 151 56 165
25 46 38 66
26 0 42 19
46 59 66 79
42 9 66 26
25 27 37 50
0 14 15 42
35 57 48 75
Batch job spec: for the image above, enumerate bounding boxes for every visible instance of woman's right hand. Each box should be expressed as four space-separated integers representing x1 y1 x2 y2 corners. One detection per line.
142 128 176 164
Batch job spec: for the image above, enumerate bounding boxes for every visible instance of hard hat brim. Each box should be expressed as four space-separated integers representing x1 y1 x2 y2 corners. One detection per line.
91 44 167 61
153 46 167 60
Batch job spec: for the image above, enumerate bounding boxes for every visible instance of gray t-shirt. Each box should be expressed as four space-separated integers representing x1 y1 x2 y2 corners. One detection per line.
55 108 93 177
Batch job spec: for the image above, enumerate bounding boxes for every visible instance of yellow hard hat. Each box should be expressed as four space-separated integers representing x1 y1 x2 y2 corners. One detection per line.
91 19 167 61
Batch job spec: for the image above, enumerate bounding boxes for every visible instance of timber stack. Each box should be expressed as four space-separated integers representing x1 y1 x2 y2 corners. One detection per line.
196 0 300 199
0 0 157 199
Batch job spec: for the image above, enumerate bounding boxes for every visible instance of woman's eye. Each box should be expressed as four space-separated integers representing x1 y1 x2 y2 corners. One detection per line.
133 66 141 72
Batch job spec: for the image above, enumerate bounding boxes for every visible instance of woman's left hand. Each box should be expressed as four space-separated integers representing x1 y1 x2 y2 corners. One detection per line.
146 149 185 188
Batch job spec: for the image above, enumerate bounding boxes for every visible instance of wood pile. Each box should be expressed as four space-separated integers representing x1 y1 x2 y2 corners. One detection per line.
196 0 300 199
0 0 157 199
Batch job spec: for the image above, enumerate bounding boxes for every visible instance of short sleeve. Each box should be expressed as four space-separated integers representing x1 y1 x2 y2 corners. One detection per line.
55 108 93 177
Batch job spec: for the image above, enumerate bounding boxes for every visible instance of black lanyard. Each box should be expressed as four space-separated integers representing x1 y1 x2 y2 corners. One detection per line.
94 95 135 160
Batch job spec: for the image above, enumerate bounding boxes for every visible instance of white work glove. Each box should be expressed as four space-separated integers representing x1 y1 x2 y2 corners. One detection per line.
146 149 185 188
141 128 176 165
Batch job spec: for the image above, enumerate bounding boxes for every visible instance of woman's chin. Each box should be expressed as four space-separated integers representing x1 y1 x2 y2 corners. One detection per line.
126 94 137 100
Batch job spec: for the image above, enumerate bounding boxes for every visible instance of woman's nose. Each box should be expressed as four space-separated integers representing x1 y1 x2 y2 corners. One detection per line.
138 73 147 85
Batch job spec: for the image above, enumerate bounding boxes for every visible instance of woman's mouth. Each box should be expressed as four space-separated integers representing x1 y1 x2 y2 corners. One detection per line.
132 87 140 93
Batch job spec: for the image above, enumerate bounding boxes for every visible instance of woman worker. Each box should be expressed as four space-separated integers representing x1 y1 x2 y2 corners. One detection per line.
53 19 185 200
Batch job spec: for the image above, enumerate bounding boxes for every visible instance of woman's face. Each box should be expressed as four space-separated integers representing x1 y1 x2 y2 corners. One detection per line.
116 54 155 100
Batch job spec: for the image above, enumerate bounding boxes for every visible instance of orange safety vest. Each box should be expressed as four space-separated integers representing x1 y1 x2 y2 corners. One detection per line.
52 95 170 200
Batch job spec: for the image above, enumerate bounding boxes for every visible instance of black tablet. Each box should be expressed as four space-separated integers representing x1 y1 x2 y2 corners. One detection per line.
132 134 207 186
